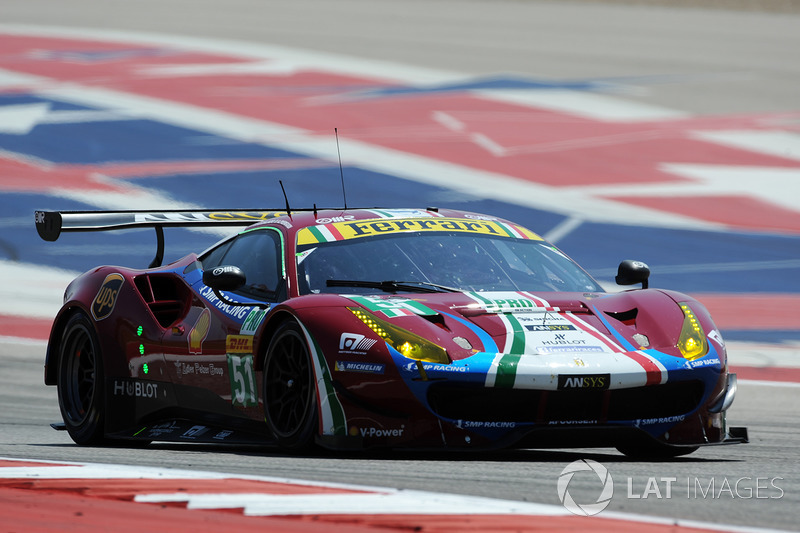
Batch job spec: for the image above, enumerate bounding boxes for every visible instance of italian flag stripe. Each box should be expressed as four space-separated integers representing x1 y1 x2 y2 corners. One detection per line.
467 292 494 307
494 315 526 388
484 353 505 387
623 351 666 385
562 313 624 352
325 223 344 241
379 308 415 318
306 225 326 244
497 222 540 240
300 322 346 435
494 222 518 239
517 291 550 308
494 354 521 389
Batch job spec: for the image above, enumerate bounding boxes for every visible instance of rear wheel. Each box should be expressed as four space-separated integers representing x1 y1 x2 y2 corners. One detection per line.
57 312 106 445
263 321 318 451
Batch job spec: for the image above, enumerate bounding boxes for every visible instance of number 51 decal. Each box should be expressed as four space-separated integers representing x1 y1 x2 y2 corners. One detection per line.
227 354 257 407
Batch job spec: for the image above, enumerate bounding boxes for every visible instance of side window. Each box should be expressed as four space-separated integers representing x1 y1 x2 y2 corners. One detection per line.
199 239 233 270
219 229 282 299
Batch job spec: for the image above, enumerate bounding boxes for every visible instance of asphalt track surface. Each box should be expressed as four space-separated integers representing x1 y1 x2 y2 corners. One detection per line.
1 0 799 531
2 340 799 530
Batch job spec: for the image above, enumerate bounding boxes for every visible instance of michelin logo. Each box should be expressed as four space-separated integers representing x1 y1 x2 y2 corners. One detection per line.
339 333 379 354
335 361 386 374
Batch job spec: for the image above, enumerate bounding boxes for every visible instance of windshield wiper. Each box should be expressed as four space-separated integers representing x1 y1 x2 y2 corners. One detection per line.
326 279 461 293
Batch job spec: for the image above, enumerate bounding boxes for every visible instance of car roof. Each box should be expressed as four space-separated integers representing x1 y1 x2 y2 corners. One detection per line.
248 207 535 238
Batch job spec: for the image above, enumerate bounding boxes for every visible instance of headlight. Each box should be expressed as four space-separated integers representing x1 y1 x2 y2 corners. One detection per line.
349 307 450 364
677 302 708 360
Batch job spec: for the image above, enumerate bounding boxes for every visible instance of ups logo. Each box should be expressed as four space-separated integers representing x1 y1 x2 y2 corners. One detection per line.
92 273 124 320
557 373 611 390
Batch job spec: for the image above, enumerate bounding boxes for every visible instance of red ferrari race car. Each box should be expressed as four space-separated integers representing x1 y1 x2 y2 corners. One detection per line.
35 207 747 457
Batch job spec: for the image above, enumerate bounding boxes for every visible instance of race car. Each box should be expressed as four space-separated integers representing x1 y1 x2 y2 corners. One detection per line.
35 207 747 457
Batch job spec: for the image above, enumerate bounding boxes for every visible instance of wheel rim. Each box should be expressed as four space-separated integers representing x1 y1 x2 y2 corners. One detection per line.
265 330 312 438
61 324 97 426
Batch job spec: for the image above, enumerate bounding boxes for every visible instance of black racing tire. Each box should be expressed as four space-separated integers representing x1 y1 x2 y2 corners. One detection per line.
616 441 699 459
262 321 318 451
57 312 106 445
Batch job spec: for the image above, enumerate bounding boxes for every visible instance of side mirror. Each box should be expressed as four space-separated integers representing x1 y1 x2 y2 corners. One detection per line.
203 265 246 292
615 260 650 289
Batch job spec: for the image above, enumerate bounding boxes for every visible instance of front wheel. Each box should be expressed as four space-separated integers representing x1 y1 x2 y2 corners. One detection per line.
262 321 318 451
57 312 106 445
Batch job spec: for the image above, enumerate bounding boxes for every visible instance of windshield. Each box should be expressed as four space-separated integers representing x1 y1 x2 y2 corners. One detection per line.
296 231 602 295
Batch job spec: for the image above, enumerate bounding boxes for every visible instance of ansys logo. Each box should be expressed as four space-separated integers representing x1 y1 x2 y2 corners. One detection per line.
557 459 614 516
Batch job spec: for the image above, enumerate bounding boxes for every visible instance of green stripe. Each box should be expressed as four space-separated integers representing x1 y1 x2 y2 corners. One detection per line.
307 225 326 243
308 331 346 435
469 291 494 307
348 295 436 316
405 300 437 316
494 354 522 388
494 314 526 388
242 227 286 277
495 222 517 239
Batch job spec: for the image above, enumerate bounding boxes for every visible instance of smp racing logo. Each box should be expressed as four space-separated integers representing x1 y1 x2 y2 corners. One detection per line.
92 273 124 320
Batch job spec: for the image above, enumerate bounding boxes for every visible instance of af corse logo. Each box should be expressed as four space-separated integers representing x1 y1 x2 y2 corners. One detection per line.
339 332 378 354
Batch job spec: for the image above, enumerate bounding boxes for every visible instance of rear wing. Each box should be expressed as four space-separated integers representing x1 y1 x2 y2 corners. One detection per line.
34 209 287 268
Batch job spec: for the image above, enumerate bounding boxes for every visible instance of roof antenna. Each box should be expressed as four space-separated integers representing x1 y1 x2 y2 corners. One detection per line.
335 128 348 209
279 180 292 216
313 203 318 218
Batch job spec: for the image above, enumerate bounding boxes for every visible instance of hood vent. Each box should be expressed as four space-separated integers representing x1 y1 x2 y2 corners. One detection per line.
604 308 638 327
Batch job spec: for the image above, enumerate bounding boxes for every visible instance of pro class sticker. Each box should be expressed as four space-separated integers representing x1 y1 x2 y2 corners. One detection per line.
92 273 124 320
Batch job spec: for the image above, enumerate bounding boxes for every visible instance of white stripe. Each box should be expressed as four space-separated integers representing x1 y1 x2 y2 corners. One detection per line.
500 314 516 353
136 491 564 516
566 313 667 383
483 352 505 388
477 89 689 122
738 379 800 389
497 221 523 239
316 225 336 242
512 352 651 390
564 313 625 353
0 260 79 319
691 130 800 163
0 25 723 232
634 350 669 384
517 291 551 308
542 217 584 244
1 457 787 532
298 321 339 436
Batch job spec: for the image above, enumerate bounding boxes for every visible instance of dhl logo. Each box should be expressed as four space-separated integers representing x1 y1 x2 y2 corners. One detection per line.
226 334 254 354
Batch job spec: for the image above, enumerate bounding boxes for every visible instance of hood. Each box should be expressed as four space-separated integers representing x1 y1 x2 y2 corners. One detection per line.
336 288 696 362
338 290 612 360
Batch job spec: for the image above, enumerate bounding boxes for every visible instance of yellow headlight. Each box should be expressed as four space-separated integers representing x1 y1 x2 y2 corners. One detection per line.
349 307 450 364
677 302 708 360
